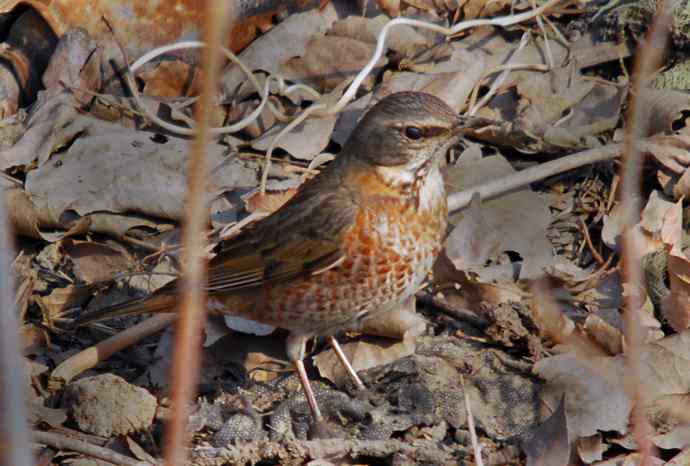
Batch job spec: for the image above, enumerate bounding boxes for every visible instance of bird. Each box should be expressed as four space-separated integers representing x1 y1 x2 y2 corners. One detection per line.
77 91 468 436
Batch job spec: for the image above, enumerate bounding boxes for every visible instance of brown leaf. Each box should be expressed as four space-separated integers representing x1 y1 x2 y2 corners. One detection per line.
36 284 94 325
444 154 556 280
534 354 631 439
282 35 386 93
19 324 48 354
329 15 431 57
637 89 690 136
577 434 609 463
520 396 569 466
583 314 624 356
209 330 287 384
375 0 400 16
139 60 201 98
251 112 337 160
221 5 339 95
433 254 524 308
41 29 101 105
25 120 256 222
61 239 133 284
655 199 690 331
314 297 424 387
315 336 416 388
404 0 511 19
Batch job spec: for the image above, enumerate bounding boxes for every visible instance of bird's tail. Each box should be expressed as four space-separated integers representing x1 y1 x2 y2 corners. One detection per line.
76 293 177 325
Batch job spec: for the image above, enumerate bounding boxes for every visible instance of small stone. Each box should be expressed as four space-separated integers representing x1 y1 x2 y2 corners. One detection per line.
64 374 157 437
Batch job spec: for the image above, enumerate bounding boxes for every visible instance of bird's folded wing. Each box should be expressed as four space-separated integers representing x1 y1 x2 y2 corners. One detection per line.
206 237 344 292
206 190 357 293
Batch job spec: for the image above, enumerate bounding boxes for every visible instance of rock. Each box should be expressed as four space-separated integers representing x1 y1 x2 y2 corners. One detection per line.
64 374 157 437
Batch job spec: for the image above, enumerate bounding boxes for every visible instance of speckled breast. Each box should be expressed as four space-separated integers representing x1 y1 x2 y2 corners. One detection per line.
260 194 448 334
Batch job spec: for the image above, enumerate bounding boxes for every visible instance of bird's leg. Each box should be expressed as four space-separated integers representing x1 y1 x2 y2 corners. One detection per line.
327 336 366 391
286 334 323 423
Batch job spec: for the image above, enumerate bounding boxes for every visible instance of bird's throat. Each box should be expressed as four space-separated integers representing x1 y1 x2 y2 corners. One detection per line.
373 161 445 212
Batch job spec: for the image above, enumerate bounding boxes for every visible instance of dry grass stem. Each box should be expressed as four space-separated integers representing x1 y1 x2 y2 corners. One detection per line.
619 1 673 461
163 3 232 466
32 430 151 466
461 375 484 466
51 314 176 386
448 143 623 213
0 195 32 466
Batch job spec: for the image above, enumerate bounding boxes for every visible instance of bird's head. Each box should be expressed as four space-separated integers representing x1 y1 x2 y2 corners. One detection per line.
344 92 465 177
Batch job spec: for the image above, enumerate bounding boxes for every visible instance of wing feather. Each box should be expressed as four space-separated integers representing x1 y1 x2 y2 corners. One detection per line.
206 170 357 293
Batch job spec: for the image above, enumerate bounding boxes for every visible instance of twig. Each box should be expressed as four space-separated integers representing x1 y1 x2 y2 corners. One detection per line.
461 375 484 466
32 430 153 466
417 292 489 328
163 3 232 466
259 102 327 193
468 33 537 115
333 0 565 115
119 1 566 194
619 1 673 463
51 314 175 387
579 217 606 266
447 143 623 213
531 0 554 68
0 193 32 465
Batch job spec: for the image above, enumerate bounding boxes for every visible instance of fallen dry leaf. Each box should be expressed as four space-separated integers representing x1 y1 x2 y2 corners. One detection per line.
61 239 133 284
314 297 425 387
603 190 675 255
577 433 609 464
659 199 690 330
520 396 570 466
455 31 629 154
0 94 105 171
37 284 95 326
404 0 511 19
533 353 631 440
139 59 202 98
41 28 101 105
251 112 337 160
222 315 276 338
638 88 690 136
251 82 349 160
315 335 417 388
329 15 432 58
281 35 386 93
242 184 300 215
653 425 690 451
221 5 339 96
24 120 256 224
444 153 556 280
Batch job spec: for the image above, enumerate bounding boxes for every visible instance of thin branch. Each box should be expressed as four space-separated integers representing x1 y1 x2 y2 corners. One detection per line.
163 3 232 466
619 1 673 462
51 314 175 387
32 430 152 466
332 0 565 115
461 375 484 466
0 193 32 466
447 143 622 213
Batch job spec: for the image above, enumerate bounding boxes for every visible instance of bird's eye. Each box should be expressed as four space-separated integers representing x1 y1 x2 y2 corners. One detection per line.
404 126 424 140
